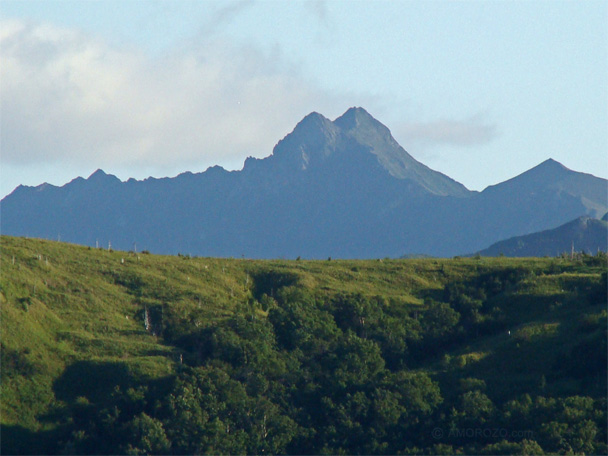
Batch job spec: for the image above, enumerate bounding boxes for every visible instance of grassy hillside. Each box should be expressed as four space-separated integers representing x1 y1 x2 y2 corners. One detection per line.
1 236 606 454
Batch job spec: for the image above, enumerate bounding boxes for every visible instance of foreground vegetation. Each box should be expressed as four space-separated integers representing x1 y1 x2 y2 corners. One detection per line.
1 236 606 455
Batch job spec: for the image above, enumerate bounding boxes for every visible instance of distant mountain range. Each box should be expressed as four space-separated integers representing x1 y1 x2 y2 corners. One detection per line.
2 107 607 258
477 214 608 257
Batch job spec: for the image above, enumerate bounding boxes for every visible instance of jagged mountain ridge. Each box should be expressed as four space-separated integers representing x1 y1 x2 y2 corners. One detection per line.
2 108 606 258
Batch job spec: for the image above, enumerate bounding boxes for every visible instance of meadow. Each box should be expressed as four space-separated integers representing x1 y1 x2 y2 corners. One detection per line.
1 236 606 454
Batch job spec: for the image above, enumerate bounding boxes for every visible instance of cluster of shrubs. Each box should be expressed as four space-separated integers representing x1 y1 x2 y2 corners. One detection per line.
49 266 606 455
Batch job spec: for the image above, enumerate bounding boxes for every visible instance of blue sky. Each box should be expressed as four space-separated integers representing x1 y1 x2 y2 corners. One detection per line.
1 0 606 198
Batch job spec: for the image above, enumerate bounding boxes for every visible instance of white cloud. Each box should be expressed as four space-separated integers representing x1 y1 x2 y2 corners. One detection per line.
0 18 342 173
0 17 498 195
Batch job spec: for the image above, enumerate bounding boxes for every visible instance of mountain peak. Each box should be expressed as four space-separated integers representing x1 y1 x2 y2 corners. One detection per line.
333 107 468 196
88 169 108 179
543 158 560 165
536 158 569 172
294 111 334 132
484 159 572 192
269 111 339 169
264 107 469 196
519 158 573 182
338 106 372 120
87 169 121 184
288 111 337 141
334 107 385 132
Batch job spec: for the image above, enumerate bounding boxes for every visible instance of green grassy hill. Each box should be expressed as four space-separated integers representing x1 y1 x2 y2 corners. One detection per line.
1 236 606 454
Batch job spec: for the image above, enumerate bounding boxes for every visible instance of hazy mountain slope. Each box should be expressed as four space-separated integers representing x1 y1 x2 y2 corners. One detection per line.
437 159 608 255
1 108 606 258
389 159 608 257
482 159 607 217
477 216 608 257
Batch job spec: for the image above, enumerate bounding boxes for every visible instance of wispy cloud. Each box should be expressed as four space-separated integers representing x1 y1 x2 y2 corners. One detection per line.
305 0 329 24
396 116 498 147
0 18 343 173
200 0 255 36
